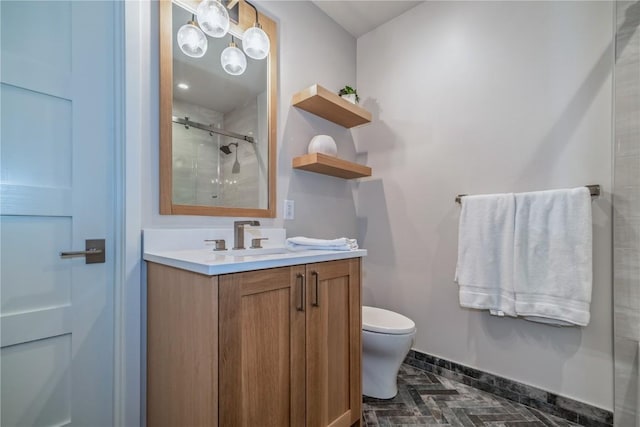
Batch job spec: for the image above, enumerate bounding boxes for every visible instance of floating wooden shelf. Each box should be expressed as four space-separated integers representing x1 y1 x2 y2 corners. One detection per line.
291 84 372 128
292 153 372 179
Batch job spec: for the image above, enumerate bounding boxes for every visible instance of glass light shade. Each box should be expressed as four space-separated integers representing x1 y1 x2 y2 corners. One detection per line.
221 45 247 76
242 25 270 60
196 0 230 38
177 23 207 58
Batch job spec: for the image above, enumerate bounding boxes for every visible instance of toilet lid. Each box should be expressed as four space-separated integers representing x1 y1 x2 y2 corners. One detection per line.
362 306 416 335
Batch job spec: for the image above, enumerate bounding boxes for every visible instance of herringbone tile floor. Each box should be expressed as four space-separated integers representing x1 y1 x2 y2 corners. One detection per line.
362 365 582 427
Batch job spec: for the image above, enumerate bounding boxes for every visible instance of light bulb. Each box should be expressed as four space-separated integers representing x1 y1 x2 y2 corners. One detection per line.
177 22 207 58
242 25 270 60
221 42 247 76
196 0 230 38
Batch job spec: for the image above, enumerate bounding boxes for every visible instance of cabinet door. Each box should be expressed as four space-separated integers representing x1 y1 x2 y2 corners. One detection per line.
219 266 306 426
306 259 362 427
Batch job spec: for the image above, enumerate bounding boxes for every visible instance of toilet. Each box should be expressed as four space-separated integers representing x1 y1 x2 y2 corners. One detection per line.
362 306 416 399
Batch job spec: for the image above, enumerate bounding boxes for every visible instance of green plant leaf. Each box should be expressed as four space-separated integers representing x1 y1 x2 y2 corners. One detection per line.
338 85 358 97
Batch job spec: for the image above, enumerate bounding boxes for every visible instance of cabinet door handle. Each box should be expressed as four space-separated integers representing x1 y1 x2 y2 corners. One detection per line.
296 273 305 312
311 271 319 307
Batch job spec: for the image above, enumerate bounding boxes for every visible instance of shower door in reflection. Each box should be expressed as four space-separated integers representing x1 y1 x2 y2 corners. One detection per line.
171 106 264 209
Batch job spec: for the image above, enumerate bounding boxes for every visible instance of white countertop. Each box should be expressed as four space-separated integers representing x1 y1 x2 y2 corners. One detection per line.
143 228 366 276
144 248 367 275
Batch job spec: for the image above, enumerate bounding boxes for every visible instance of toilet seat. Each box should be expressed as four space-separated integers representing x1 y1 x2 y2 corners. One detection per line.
362 306 416 335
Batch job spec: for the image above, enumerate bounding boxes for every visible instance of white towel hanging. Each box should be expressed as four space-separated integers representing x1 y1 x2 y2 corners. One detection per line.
455 193 517 317
513 187 593 326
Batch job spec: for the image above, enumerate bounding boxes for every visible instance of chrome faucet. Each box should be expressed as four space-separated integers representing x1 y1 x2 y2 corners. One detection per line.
233 220 260 250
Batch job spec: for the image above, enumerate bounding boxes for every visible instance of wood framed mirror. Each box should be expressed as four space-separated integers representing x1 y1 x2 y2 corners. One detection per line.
160 0 277 217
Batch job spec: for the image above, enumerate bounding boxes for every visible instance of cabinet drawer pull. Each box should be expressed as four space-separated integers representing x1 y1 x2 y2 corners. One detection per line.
296 273 305 312
311 271 319 307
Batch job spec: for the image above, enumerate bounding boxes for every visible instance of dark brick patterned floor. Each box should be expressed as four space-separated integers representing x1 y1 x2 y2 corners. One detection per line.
362 365 582 426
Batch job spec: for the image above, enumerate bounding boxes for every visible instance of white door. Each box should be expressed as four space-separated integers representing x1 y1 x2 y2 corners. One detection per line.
1 1 116 426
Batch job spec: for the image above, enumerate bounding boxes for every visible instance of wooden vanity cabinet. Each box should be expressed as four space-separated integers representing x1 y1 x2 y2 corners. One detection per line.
147 258 362 427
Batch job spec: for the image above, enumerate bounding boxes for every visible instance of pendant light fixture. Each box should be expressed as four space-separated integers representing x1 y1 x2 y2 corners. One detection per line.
196 0 230 38
242 1 270 60
221 36 247 76
177 15 208 58
176 0 269 76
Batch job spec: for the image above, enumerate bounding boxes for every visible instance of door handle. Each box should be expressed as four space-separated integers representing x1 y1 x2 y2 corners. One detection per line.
311 271 319 307
60 239 105 264
296 273 305 312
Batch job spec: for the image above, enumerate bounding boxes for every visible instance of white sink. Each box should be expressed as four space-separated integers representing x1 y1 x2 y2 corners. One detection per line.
223 247 290 257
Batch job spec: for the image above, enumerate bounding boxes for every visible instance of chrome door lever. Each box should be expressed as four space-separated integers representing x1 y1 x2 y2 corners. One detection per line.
60 239 105 264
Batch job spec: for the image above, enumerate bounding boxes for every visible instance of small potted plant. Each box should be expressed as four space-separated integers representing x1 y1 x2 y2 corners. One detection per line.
338 85 359 104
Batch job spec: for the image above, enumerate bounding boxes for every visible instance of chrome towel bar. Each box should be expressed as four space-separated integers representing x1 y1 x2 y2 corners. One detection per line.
455 184 600 204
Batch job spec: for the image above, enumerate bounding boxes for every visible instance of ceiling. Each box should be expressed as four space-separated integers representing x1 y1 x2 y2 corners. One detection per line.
311 1 423 38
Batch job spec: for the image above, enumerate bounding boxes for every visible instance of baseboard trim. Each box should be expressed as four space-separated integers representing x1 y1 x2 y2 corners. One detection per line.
404 350 612 427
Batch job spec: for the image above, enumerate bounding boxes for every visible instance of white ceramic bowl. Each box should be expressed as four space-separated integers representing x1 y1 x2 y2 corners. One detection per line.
308 135 338 157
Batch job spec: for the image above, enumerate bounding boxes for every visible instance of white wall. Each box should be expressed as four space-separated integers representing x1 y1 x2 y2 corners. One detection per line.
355 1 614 410
140 0 360 236
262 0 362 239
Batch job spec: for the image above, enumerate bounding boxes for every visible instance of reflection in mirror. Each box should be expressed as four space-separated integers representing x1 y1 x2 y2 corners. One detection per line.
160 0 277 217
172 2 267 209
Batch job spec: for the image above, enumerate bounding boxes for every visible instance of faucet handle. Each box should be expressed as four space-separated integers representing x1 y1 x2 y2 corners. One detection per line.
250 238 268 249
204 239 227 251
233 220 260 227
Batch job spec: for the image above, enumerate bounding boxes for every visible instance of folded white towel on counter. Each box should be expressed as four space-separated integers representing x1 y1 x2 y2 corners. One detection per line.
286 236 358 251
513 187 593 326
455 193 517 317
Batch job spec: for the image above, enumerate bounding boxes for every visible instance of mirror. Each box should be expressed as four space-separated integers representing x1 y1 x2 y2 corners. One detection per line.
160 0 277 217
